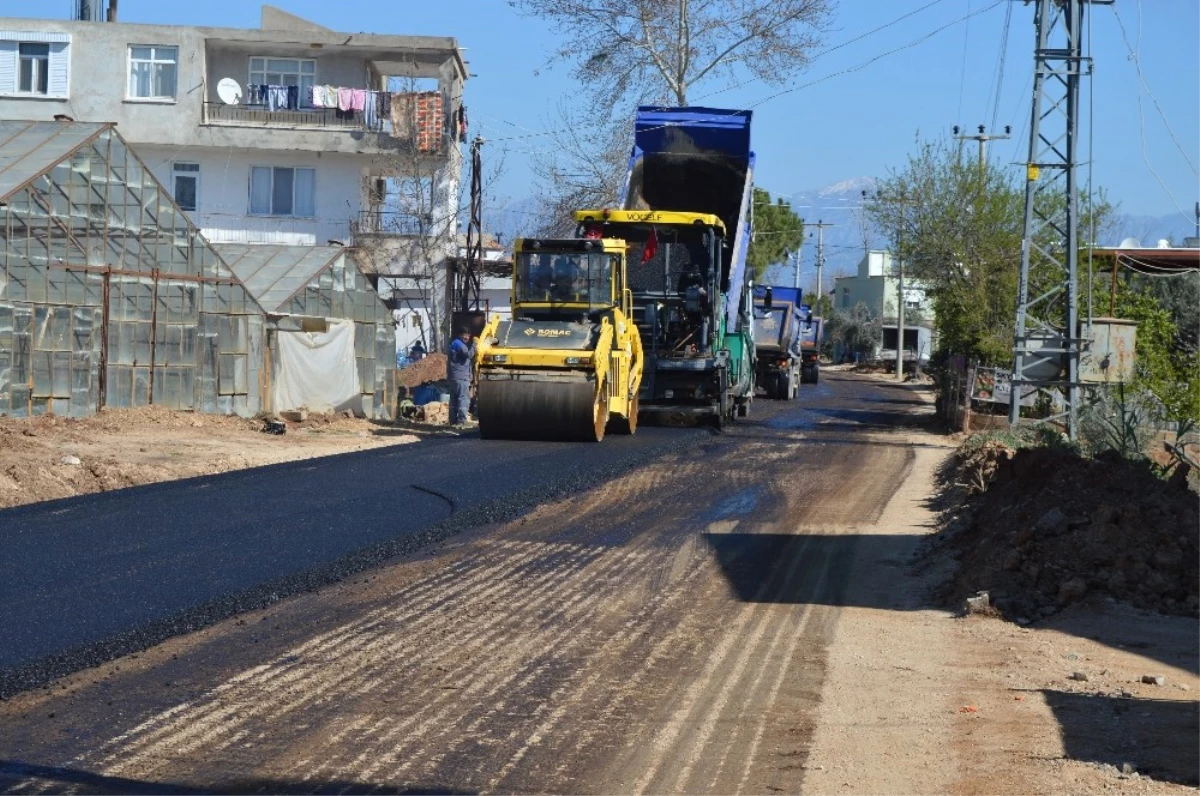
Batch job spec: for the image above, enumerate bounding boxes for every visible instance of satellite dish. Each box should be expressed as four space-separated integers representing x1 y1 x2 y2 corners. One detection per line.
217 78 242 105
1156 239 1171 249
1118 237 1141 249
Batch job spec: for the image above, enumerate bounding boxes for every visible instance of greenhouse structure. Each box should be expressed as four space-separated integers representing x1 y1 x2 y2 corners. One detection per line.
0 120 394 420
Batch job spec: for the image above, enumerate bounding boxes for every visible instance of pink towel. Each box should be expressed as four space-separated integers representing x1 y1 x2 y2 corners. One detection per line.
337 87 353 112
350 89 367 112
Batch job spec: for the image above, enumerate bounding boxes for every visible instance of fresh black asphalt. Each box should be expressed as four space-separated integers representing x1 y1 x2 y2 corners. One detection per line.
0 426 708 696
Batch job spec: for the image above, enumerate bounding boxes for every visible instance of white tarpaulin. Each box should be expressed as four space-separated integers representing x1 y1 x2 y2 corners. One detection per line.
273 320 362 414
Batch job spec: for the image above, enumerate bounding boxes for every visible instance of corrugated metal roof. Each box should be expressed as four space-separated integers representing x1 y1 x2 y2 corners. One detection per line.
0 121 111 203
213 243 346 312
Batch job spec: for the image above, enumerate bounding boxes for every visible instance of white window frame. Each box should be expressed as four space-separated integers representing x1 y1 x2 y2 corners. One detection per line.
248 56 315 102
17 42 49 95
172 162 200 213
249 166 316 218
127 44 178 101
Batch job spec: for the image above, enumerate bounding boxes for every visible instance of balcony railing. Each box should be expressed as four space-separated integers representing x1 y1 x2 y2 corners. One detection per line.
352 211 429 236
202 102 374 131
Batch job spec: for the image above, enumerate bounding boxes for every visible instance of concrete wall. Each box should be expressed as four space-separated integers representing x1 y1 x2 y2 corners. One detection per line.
136 144 365 245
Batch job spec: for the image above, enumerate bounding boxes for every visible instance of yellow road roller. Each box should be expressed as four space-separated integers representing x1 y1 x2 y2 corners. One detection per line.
474 236 642 441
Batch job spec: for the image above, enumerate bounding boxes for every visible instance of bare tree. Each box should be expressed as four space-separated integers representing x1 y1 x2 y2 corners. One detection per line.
354 76 504 352
511 0 832 108
525 104 631 236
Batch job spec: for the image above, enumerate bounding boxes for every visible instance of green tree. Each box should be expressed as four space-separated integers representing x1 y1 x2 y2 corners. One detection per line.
826 301 881 361
746 188 804 282
864 136 1112 365
1113 286 1200 423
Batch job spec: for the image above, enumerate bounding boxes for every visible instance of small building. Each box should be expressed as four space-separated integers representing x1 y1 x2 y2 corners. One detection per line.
0 121 269 417
216 244 395 417
833 249 937 363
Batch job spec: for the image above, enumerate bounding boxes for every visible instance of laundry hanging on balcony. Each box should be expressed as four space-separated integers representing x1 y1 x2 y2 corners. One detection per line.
246 84 301 111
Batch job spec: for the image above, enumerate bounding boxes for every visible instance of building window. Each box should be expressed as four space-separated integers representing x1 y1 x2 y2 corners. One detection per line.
249 166 315 217
841 288 850 309
248 57 314 96
172 162 199 212
18 42 49 94
128 45 177 99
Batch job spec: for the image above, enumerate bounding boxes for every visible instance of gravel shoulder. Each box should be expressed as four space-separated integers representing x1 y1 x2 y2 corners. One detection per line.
804 422 1200 795
0 407 423 510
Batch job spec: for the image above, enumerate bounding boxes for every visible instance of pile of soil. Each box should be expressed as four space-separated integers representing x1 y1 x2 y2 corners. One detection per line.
397 353 448 390
935 445 1199 621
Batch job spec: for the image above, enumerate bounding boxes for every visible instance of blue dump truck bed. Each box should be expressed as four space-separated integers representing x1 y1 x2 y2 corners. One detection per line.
620 106 757 424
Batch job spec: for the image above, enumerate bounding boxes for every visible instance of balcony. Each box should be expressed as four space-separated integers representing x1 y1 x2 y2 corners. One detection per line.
202 102 372 131
352 210 430 237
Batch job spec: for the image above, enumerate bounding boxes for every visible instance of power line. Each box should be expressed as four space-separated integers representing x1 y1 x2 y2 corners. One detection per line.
694 0 953 103
1104 2 1200 226
482 0 984 145
745 0 1005 112
956 0 973 123
984 0 1013 133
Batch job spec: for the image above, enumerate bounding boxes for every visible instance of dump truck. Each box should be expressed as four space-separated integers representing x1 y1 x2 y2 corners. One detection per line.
798 306 822 384
473 236 642 442
751 285 804 400
583 106 756 427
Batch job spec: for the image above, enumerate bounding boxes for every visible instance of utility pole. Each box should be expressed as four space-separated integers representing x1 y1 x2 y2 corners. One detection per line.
809 220 835 311
1009 0 1104 440
865 189 911 380
953 124 1012 167
896 230 906 382
791 226 805 289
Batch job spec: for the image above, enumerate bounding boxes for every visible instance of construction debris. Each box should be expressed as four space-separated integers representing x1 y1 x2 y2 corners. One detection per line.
398 353 448 389
934 443 1199 620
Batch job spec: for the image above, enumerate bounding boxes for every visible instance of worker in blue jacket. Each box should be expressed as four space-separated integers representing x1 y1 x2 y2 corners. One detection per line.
448 326 475 425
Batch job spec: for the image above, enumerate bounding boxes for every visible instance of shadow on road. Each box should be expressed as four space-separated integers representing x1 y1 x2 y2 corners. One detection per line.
702 532 927 610
0 760 476 795
1039 691 1199 786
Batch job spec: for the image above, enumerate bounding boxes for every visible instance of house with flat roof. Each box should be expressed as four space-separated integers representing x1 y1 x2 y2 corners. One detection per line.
833 250 937 364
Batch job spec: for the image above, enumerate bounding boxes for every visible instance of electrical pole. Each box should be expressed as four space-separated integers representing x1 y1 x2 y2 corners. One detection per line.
1009 0 1100 440
896 230 905 382
791 226 805 289
953 124 1012 167
809 220 835 311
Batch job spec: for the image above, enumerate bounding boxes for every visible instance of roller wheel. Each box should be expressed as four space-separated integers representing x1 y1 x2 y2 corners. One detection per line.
608 392 638 435
590 382 609 442
477 377 606 442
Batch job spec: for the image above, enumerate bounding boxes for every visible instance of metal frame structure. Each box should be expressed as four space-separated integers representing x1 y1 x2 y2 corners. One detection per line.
1009 0 1106 437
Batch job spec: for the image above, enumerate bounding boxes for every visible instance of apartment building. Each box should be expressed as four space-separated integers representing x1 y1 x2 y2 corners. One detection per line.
0 3 467 249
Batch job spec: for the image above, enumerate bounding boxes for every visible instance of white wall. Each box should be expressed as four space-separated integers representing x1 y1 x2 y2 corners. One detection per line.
138 145 364 245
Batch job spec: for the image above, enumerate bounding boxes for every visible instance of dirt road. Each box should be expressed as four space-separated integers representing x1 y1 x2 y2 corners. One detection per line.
1 372 1196 794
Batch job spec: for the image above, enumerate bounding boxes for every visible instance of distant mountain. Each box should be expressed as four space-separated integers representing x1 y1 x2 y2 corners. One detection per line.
761 177 881 291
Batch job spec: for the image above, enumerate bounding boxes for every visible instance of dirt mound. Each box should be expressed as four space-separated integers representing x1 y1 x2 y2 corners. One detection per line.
936 445 1199 621
397 353 448 389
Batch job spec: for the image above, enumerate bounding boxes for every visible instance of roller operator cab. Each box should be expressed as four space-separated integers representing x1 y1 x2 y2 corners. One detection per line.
474 237 642 442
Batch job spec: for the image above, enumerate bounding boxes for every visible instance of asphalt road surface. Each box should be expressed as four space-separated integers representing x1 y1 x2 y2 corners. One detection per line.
0 370 933 794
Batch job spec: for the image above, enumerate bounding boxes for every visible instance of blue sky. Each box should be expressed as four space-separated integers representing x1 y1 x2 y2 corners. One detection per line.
21 0 1200 232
